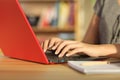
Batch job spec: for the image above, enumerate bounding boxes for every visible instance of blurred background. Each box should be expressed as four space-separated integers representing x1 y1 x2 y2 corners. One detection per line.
19 0 96 42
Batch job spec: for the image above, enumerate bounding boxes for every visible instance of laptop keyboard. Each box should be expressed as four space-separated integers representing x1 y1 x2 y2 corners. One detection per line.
45 50 108 63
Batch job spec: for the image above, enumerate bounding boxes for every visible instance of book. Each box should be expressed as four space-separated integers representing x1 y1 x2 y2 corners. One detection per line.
37 2 58 28
50 1 59 27
68 0 75 27
58 1 70 29
68 61 120 74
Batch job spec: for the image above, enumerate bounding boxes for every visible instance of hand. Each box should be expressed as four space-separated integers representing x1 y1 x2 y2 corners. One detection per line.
48 40 116 58
41 38 86 57
41 37 63 52
52 40 84 57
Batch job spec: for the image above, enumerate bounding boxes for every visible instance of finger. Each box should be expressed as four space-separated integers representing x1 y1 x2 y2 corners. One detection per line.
48 38 62 49
48 38 56 48
55 40 77 55
58 44 73 57
43 40 49 52
41 42 43 48
55 41 67 55
59 43 83 57
66 48 84 57
51 41 62 50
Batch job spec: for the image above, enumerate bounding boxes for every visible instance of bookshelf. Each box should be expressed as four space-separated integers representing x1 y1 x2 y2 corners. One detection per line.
32 27 74 34
19 0 80 41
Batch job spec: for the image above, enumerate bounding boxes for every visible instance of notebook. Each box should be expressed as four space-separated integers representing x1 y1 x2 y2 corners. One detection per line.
68 61 120 74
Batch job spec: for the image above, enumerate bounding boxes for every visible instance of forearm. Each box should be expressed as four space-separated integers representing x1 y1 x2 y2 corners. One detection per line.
82 43 120 58
95 44 120 58
104 44 120 58
82 13 100 44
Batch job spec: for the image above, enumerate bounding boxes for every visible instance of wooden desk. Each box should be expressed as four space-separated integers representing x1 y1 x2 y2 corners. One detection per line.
0 55 120 80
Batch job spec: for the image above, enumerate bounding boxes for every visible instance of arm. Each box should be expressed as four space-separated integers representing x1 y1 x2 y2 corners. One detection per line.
81 13 120 58
82 13 100 44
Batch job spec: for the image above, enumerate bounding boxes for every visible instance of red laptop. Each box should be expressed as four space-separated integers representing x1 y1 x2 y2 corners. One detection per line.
0 0 100 64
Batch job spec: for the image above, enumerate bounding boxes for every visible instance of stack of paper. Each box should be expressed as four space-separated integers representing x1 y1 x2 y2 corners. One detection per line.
68 61 120 74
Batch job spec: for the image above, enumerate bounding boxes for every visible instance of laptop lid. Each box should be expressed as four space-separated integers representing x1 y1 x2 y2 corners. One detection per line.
0 0 49 64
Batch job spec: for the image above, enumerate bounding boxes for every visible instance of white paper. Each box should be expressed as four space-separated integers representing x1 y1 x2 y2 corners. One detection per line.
68 61 120 74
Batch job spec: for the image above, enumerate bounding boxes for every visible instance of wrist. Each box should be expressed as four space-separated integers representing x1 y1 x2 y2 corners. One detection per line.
98 44 117 56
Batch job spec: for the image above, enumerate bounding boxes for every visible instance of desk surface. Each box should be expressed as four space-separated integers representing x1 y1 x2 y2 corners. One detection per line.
0 55 120 80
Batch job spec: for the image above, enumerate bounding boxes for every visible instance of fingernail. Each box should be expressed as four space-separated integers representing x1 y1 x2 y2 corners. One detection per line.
52 47 55 50
58 54 62 58
66 54 69 57
55 51 58 55
49 45 52 48
44 49 46 52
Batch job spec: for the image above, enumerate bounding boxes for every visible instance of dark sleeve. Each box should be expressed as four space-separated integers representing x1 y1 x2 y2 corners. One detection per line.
94 0 105 17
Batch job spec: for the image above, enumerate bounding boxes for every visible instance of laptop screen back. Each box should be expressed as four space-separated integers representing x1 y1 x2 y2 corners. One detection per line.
0 0 48 64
